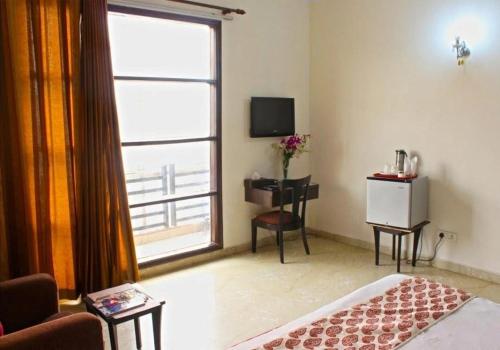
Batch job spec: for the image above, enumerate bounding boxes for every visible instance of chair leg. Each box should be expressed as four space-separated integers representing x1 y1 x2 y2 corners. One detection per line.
276 231 279 246
251 221 257 253
278 231 284 263
301 226 310 255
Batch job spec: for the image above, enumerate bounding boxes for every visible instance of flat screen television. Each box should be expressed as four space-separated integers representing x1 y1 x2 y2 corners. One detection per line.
250 97 295 137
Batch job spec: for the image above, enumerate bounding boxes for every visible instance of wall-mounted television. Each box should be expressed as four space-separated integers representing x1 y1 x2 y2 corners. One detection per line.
250 97 295 138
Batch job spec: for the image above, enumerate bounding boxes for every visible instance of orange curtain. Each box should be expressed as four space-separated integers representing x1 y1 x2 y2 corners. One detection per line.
0 0 80 298
0 0 139 296
76 0 139 294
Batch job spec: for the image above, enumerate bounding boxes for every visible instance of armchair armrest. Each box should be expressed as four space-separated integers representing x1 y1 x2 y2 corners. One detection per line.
0 313 103 350
0 274 58 333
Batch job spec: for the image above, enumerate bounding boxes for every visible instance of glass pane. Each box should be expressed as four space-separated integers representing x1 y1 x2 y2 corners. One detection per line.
108 12 211 79
132 196 212 261
122 142 212 206
115 81 211 142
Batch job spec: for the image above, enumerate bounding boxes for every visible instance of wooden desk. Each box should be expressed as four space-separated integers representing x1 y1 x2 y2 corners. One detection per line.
244 178 319 207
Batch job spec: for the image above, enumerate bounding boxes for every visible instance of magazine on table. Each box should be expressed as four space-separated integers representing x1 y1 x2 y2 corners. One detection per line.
93 288 149 316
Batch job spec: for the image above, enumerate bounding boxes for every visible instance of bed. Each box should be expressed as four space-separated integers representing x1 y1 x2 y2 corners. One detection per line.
229 274 500 350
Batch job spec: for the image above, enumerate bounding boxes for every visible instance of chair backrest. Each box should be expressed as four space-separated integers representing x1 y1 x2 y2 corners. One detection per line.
279 175 312 222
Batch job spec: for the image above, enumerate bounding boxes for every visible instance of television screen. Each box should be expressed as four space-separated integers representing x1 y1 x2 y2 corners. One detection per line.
250 97 295 137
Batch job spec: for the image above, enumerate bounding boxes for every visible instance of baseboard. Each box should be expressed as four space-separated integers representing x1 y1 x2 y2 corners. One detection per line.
140 232 300 279
307 227 500 285
307 227 408 258
141 227 500 285
431 258 500 285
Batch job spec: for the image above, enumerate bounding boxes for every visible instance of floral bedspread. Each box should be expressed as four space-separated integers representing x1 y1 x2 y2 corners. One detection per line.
255 277 474 350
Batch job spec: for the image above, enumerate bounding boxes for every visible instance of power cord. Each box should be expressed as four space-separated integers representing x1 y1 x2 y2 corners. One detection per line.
417 232 444 262
406 232 444 264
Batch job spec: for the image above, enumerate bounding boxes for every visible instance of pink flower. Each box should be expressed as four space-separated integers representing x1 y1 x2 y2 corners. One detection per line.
272 134 310 160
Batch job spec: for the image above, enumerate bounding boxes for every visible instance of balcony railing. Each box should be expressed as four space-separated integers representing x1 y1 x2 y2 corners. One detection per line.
126 164 210 234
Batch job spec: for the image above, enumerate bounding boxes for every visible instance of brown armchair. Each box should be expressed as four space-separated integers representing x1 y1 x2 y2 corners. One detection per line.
0 274 104 350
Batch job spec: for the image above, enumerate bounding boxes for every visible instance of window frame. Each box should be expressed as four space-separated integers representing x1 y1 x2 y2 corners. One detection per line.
108 5 223 268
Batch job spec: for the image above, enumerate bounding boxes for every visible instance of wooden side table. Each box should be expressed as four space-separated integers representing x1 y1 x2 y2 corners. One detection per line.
84 283 165 350
367 221 430 273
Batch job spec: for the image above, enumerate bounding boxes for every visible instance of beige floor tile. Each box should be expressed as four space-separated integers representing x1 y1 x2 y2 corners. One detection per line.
64 236 500 350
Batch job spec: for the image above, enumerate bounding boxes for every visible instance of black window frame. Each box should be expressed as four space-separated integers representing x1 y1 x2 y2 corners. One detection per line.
108 4 223 268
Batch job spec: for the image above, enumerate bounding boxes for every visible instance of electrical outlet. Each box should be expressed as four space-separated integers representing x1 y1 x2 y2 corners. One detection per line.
438 230 457 241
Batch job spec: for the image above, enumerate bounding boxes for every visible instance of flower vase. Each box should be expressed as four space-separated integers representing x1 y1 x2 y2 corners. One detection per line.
282 157 290 179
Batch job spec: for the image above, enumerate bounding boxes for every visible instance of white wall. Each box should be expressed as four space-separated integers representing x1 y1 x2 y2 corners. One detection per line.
110 0 311 248
310 0 500 276
219 0 310 247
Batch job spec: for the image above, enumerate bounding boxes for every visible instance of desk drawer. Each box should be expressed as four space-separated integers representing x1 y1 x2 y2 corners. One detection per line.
244 180 319 207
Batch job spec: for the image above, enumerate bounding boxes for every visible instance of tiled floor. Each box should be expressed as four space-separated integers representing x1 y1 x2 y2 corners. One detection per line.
74 236 500 350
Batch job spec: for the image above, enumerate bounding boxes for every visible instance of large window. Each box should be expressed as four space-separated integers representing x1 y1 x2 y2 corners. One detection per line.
108 6 222 266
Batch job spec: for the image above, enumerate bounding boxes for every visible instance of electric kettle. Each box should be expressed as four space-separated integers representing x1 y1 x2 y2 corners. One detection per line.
395 150 407 174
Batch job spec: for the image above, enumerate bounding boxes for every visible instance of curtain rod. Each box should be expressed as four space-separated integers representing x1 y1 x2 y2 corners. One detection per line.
167 0 245 15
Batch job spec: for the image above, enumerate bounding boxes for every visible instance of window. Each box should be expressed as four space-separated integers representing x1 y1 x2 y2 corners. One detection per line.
108 6 222 266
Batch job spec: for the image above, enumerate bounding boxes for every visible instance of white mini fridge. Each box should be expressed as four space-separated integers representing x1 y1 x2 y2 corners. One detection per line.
366 176 428 229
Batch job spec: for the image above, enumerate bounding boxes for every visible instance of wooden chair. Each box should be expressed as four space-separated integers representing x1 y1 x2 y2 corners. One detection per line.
251 175 312 263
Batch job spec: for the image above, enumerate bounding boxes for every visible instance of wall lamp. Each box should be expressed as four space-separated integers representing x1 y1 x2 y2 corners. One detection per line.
452 36 470 66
